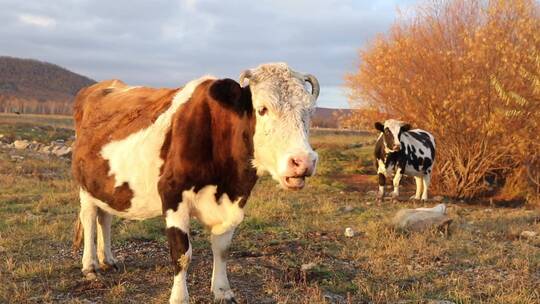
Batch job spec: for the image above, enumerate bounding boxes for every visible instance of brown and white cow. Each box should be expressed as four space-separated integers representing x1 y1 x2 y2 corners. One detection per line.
71 63 319 303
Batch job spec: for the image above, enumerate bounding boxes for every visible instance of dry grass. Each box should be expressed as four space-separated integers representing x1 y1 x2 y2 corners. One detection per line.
0 116 539 303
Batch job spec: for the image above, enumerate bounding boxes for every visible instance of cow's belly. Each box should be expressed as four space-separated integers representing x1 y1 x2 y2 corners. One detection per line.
83 187 163 220
403 164 425 177
98 133 167 220
84 183 245 234
379 161 425 177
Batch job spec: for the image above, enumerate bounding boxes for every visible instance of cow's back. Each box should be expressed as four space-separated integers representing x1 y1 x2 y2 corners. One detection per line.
73 80 179 144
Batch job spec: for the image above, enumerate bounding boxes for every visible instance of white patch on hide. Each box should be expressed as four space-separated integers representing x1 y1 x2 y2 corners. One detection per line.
99 76 215 220
184 185 245 235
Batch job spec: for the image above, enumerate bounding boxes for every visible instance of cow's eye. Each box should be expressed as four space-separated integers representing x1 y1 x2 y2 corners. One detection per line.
257 107 268 116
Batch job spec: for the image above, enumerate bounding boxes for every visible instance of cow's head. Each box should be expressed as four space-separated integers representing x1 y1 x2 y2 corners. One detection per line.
240 63 319 190
375 119 412 153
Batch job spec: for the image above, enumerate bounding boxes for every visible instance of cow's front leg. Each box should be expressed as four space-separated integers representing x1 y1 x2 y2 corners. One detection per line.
165 206 191 304
377 173 386 201
392 168 402 200
96 208 118 271
211 230 237 304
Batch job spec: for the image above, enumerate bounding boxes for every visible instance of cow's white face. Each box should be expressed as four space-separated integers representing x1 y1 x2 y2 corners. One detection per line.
375 119 411 153
240 63 319 190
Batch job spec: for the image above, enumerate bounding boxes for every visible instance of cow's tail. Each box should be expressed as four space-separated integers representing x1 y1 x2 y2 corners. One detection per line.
72 216 83 256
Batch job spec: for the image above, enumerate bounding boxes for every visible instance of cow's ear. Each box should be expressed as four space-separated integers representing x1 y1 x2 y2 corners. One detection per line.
375 122 384 132
209 78 252 114
209 78 242 106
401 124 412 132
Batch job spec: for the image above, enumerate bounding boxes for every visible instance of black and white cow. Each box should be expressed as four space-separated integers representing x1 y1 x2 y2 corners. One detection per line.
374 119 436 201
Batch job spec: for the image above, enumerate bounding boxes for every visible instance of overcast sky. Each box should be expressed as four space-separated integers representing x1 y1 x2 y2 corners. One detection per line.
0 0 417 108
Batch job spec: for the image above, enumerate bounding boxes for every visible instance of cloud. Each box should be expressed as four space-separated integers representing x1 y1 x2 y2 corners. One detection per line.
0 0 416 108
18 14 56 28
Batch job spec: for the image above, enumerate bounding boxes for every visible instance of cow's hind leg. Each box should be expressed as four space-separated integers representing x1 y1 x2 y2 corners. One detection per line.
97 209 118 271
211 230 236 304
412 176 423 200
79 189 99 279
164 206 191 304
422 174 431 201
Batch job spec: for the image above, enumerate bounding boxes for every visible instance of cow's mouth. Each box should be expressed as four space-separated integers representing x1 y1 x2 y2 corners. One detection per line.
281 176 306 190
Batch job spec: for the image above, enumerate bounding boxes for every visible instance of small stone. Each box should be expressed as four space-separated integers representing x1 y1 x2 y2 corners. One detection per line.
39 145 52 153
51 145 72 157
520 231 537 239
323 291 345 303
344 227 355 237
433 195 445 202
13 139 30 150
10 155 24 161
426 300 456 304
300 262 317 271
343 205 354 212
366 190 377 197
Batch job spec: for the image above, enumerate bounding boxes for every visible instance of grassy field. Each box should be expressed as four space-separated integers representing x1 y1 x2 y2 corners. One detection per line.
0 114 539 303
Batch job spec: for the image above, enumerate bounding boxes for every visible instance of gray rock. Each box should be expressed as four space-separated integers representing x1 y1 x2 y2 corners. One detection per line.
323 291 346 304
39 145 53 153
366 190 377 197
10 155 24 161
520 231 538 239
392 204 452 232
28 142 43 151
343 205 354 212
51 145 72 157
13 139 30 150
300 262 317 271
433 195 445 202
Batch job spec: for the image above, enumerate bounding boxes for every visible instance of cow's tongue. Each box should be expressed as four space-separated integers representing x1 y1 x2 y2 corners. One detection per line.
285 176 305 188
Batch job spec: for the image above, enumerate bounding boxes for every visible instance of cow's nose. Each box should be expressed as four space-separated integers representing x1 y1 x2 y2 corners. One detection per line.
288 153 316 176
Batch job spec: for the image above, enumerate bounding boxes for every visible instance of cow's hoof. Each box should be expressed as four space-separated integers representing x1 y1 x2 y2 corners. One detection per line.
82 269 98 280
99 261 119 272
214 298 238 304
214 289 237 304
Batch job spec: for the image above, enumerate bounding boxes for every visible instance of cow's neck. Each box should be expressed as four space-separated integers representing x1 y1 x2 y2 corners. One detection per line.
167 92 258 206
205 97 258 205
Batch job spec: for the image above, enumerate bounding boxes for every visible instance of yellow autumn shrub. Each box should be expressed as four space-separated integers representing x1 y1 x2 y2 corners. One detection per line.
345 0 540 201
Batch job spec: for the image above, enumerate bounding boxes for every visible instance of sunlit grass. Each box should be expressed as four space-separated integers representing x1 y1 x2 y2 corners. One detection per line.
0 118 539 303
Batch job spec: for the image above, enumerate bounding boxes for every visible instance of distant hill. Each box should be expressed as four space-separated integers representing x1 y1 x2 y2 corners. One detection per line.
0 57 350 120
0 56 95 114
312 107 351 128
